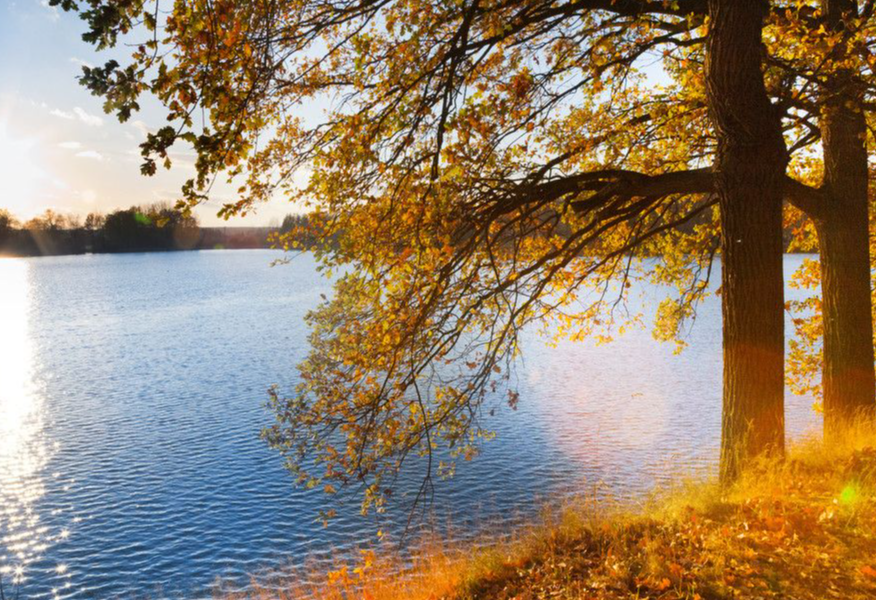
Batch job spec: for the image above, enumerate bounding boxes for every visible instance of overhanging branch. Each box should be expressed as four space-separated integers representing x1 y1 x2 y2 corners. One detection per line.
568 167 714 213
783 176 826 220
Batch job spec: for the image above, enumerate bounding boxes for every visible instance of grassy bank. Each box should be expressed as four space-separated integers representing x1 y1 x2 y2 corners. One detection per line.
227 431 876 600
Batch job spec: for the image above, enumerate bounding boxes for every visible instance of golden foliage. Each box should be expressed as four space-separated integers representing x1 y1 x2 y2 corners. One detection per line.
56 0 876 511
223 428 876 600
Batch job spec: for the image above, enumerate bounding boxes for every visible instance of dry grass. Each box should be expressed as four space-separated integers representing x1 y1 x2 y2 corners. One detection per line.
221 426 876 600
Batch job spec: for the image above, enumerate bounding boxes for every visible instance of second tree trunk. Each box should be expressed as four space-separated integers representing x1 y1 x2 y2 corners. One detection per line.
706 0 788 483
817 73 875 441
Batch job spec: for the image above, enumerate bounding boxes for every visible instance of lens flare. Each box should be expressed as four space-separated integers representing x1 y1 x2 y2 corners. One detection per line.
0 125 43 216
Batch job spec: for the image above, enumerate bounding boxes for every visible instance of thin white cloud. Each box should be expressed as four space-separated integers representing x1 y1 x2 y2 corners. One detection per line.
70 57 94 69
50 108 75 120
58 141 83 150
40 0 60 22
78 189 98 204
49 106 103 126
75 150 105 161
131 120 151 138
73 107 103 127
168 150 197 171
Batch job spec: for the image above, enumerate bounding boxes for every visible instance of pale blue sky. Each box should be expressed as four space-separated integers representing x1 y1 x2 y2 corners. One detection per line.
0 0 292 226
0 1 672 227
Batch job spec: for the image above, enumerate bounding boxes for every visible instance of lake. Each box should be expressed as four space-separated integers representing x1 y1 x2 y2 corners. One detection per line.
0 251 820 598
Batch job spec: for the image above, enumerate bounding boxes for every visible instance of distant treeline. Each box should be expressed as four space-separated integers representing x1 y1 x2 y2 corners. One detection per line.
1 206 808 258
0 205 317 257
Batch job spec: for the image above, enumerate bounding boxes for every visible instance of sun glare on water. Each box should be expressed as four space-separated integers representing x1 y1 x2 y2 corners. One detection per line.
0 260 36 449
0 260 59 587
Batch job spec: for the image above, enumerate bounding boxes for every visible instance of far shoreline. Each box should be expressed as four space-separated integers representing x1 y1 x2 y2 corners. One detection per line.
1 246 821 260
0 226 285 258
0 246 290 259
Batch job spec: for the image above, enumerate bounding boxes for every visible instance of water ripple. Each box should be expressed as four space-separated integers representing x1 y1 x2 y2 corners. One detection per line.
0 251 821 598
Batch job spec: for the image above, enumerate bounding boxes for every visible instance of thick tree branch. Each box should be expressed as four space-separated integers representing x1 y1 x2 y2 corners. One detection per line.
568 167 715 213
580 0 707 17
550 167 825 224
783 175 826 220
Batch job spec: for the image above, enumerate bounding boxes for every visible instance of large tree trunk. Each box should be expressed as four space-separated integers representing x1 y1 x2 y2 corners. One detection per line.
816 0 876 442
706 0 788 484
817 206 874 439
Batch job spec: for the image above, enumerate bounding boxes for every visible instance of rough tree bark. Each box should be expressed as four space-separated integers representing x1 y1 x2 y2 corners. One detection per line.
816 0 875 442
706 0 788 483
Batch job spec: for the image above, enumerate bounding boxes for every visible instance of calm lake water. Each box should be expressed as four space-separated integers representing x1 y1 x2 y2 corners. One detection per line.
0 251 820 598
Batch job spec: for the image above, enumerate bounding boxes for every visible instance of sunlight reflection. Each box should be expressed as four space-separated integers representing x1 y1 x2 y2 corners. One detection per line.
0 259 50 586
523 337 685 491
1 260 36 447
